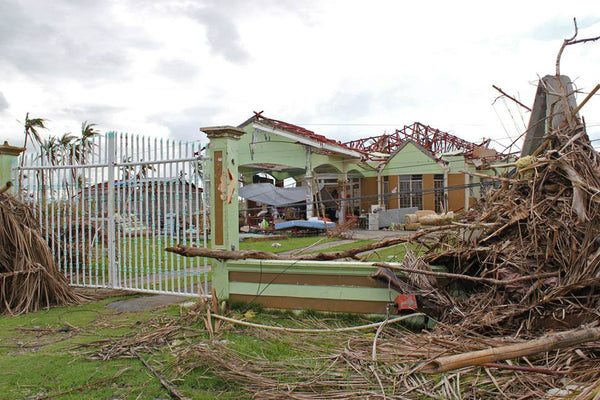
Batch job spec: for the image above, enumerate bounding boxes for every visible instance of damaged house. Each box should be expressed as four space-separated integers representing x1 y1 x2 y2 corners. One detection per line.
235 112 512 227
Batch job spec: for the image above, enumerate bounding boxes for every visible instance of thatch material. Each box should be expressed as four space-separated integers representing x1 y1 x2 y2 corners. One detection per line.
415 118 600 334
0 191 83 315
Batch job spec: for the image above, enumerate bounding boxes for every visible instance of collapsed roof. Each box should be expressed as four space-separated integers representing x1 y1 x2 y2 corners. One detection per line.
343 122 494 158
241 112 499 162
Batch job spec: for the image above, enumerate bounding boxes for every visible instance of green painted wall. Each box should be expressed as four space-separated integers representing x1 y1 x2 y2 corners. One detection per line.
220 259 446 302
236 124 367 177
237 125 308 170
0 142 25 190
0 155 15 186
230 281 399 302
382 142 444 176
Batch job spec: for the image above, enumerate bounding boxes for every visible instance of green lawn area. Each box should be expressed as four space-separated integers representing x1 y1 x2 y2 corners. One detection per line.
68 234 425 293
0 293 380 400
0 234 440 399
360 242 427 262
239 235 340 253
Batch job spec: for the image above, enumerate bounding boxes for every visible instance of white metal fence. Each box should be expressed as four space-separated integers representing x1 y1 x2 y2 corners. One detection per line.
14 132 210 296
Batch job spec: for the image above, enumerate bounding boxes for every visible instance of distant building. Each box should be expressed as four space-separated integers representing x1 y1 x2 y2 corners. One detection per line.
82 178 202 232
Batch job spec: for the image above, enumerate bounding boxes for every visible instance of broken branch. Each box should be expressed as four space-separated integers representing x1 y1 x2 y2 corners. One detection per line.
132 349 190 400
166 225 454 261
492 85 531 111
420 326 600 373
375 262 558 286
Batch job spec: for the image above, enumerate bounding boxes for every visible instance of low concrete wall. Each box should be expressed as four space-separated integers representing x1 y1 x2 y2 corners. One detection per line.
369 207 418 230
213 259 441 314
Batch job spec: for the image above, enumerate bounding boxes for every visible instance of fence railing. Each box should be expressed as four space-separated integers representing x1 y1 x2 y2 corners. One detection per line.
14 132 210 296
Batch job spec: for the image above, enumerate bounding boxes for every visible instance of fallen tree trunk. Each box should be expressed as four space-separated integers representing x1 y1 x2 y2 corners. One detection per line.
420 326 600 373
165 225 454 261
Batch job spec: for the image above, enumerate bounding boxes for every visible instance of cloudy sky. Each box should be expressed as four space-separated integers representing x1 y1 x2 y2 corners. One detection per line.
1 0 599 153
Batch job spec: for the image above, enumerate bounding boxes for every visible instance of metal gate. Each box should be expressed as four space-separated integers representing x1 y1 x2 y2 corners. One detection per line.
14 132 210 296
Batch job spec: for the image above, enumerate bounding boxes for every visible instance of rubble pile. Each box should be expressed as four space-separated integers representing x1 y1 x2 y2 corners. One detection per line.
422 117 600 333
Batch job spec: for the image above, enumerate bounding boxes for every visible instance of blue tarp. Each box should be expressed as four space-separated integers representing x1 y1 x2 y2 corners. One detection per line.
274 220 335 230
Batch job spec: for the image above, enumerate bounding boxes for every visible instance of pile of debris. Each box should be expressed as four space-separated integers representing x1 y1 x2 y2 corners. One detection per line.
416 87 600 334
0 184 83 315
174 94 600 397
97 27 600 399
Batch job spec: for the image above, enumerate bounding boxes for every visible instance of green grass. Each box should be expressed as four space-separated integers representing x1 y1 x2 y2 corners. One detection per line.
0 293 386 400
239 235 339 253
304 239 374 254
360 242 427 262
67 235 347 294
0 297 169 399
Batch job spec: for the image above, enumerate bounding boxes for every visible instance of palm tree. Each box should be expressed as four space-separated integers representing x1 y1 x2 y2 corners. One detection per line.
23 112 47 151
70 122 99 195
55 133 76 198
74 121 99 164
57 133 76 164
37 136 59 205
18 113 47 197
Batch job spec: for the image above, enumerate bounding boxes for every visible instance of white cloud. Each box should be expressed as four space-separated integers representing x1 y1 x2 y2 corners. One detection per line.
0 0 599 150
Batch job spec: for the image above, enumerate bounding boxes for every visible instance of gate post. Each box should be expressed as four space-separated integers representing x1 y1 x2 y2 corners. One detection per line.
106 132 118 288
202 126 244 299
0 141 25 192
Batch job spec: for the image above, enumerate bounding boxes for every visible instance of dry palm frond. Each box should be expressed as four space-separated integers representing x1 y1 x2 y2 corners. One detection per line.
0 191 83 315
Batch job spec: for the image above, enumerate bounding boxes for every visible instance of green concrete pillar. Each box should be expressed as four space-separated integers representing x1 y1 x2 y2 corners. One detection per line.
202 126 244 300
0 141 25 192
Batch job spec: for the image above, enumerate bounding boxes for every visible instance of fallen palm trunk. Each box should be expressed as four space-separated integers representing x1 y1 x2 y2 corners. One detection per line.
166 225 453 261
420 326 600 373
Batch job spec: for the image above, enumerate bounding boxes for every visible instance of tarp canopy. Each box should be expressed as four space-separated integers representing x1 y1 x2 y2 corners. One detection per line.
239 183 310 206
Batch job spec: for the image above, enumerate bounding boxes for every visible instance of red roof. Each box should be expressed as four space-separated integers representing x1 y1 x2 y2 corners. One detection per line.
250 111 368 156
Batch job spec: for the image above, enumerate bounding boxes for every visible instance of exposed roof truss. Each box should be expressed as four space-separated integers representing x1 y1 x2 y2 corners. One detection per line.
344 122 489 156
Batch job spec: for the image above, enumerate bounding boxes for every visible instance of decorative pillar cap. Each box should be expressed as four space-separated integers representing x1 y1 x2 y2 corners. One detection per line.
0 141 26 156
201 126 245 140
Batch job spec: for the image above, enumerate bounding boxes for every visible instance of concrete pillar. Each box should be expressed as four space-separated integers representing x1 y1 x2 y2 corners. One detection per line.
443 166 449 212
521 75 579 157
0 141 25 192
376 170 383 206
202 126 244 252
304 146 313 218
339 171 347 223
202 126 244 301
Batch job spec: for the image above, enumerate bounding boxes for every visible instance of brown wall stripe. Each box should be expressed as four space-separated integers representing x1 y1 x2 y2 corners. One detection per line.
213 150 224 245
229 271 385 288
229 294 393 314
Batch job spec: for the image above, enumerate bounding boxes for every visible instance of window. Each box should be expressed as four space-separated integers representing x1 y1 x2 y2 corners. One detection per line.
434 174 445 213
398 175 423 210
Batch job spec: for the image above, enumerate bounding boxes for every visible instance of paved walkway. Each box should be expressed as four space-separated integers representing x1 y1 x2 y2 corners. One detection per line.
343 229 413 240
106 294 192 312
